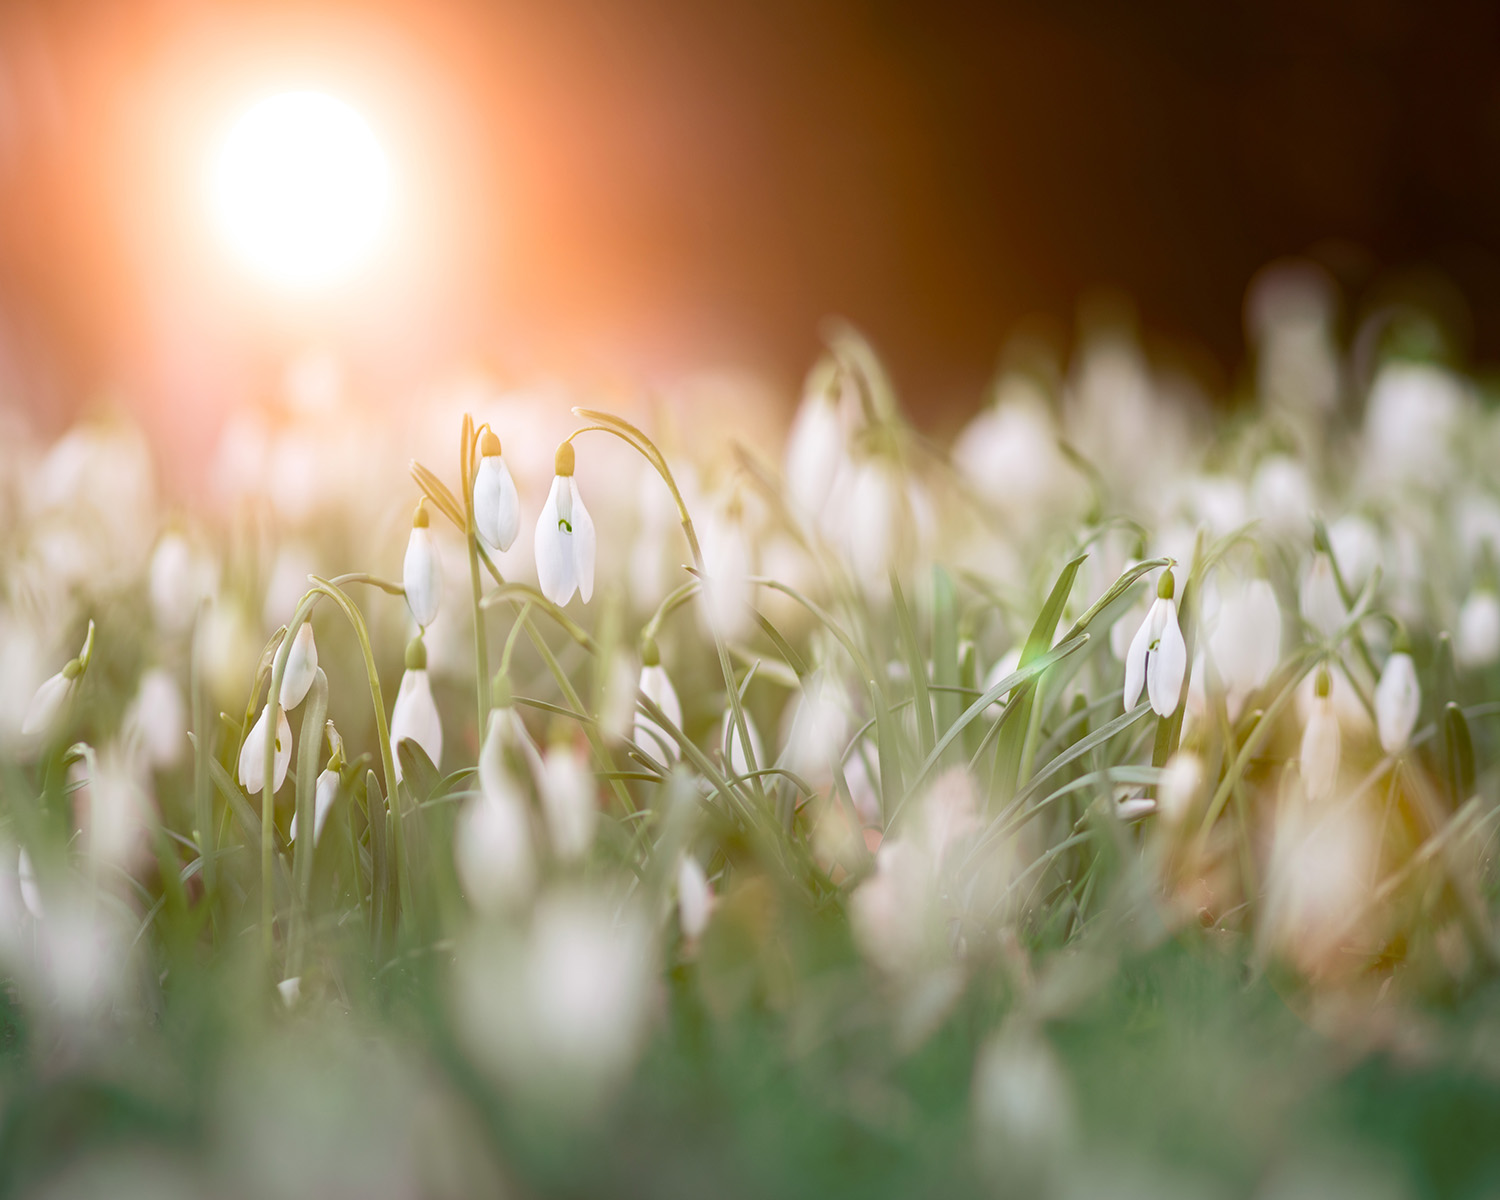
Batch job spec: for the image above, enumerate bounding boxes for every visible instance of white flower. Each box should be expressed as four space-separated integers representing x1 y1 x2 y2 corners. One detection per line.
17 848 42 919
1157 751 1204 824
1250 454 1314 539
277 977 301 1007
678 855 713 942
1457 588 1500 668
289 767 340 846
540 741 597 861
21 668 76 739
389 638 442 782
1328 515 1381 593
1204 577 1282 716
785 358 847 518
473 430 521 552
698 496 754 640
76 745 155 873
403 503 442 628
1299 670 1341 802
720 708 764 779
278 622 318 710
534 442 596 606
845 456 906 592
1374 650 1420 755
456 730 535 911
238 704 292 795
781 668 852 781
633 649 683 764
1363 360 1468 488
148 532 217 634
1123 570 1187 718
1299 552 1346 638
122 667 187 768
952 377 1072 524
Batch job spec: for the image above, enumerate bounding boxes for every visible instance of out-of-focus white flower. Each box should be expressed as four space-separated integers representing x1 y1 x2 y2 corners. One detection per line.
239 704 292 795
149 532 218 634
952 376 1074 527
76 746 155 874
277 977 301 1007
289 766 340 846
720 708 764 779
1157 751 1204 824
123 667 187 769
972 1023 1075 1181
22 666 77 740
785 358 848 519
1456 588 1500 668
540 740 596 862
1123 569 1187 717
850 838 935 973
390 637 442 781
262 543 318 631
1250 454 1315 539
451 892 656 1110
534 442 596 607
781 668 852 782
1299 669 1341 802
1204 577 1282 717
279 623 318 710
1328 514 1381 594
1374 650 1420 755
455 752 535 913
983 646 1023 716
633 644 683 764
1363 360 1468 488
698 494 755 640
844 455 909 593
17 848 42 919
473 429 521 552
678 855 713 942
1299 553 1346 638
403 503 442 628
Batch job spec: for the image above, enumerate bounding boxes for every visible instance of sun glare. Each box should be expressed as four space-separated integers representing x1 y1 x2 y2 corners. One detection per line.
212 91 390 289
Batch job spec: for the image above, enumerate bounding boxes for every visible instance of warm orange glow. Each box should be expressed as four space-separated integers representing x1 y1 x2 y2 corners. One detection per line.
211 91 390 290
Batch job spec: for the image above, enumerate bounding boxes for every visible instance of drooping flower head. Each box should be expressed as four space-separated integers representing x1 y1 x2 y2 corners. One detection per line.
279 622 318 710
238 703 292 795
403 501 442 628
1123 568 1188 718
390 635 442 781
633 636 682 765
535 441 597 607
1299 665 1341 802
1374 640 1420 755
473 428 521 553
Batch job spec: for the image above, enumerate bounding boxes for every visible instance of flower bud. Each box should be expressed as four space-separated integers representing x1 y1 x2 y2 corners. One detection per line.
1374 650 1420 755
1299 667 1340 801
279 622 318 710
473 431 521 552
678 855 713 942
403 502 442 628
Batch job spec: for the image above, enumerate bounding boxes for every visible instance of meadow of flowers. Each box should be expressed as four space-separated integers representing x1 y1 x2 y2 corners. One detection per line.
2 263 1500 1197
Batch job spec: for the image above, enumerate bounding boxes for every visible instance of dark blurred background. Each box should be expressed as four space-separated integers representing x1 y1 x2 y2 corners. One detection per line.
2 0 1500 439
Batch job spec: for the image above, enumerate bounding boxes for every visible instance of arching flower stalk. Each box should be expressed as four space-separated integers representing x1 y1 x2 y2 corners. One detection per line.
1123 569 1187 718
535 441 597 607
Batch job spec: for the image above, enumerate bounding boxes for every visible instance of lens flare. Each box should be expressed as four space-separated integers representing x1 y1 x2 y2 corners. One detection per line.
211 91 390 289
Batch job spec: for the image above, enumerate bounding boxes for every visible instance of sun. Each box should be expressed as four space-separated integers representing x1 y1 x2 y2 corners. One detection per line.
211 91 391 290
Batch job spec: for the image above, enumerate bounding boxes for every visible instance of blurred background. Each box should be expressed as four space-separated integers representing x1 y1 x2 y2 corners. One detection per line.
3 0 1500 487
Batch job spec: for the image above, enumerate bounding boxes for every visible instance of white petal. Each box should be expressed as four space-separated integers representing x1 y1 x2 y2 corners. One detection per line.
272 709 293 792
238 705 268 793
1374 652 1420 754
292 767 341 845
534 476 577 606
634 664 682 763
403 528 442 627
721 710 764 778
541 745 597 861
1299 700 1341 801
22 672 74 738
569 477 596 604
1122 610 1152 711
279 623 318 710
456 758 535 911
1147 601 1187 718
390 669 443 781
678 855 713 941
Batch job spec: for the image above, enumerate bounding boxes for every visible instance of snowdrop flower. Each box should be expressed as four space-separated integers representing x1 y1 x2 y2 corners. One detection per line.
1328 514 1381 594
1250 454 1314 539
781 667 852 782
390 636 443 781
76 745 155 873
122 667 187 768
289 759 341 847
844 455 909 593
785 357 847 518
535 441 597 607
952 376 1072 524
148 531 216 634
456 725 535 911
1204 578 1282 716
1157 750 1204 824
22 621 94 741
1123 569 1187 718
278 622 318 710
540 738 597 862
633 639 683 764
1456 587 1500 668
17 847 42 919
1363 360 1468 488
403 502 442 628
719 707 764 778
1299 552 1346 638
473 428 521 552
1374 646 1420 755
678 855 713 942
277 977 301 1008
698 494 755 640
238 704 292 795
1299 667 1341 802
